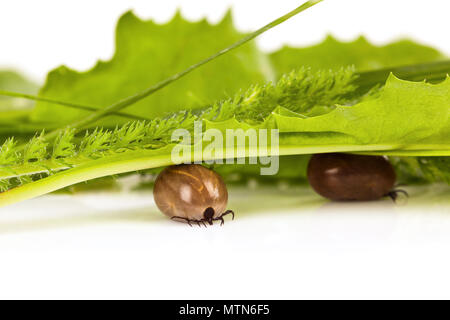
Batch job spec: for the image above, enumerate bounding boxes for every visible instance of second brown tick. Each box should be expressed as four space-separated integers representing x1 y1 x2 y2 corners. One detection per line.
307 153 407 202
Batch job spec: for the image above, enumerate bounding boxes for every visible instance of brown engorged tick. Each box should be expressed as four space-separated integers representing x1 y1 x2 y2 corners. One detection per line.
307 153 407 201
153 164 234 226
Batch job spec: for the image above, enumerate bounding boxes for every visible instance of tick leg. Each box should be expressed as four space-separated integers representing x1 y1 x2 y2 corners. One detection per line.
172 213 233 227
221 210 235 220
394 189 409 197
199 219 209 227
171 216 193 227
212 216 225 226
386 189 409 203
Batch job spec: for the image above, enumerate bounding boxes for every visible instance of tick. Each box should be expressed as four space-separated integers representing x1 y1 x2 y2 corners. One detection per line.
153 164 234 226
307 153 407 201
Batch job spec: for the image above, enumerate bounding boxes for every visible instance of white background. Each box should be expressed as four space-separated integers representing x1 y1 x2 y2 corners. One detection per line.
1 0 449 82
0 0 449 300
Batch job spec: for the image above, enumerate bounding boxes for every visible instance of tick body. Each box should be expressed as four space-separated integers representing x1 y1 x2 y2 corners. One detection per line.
307 153 404 201
153 164 234 226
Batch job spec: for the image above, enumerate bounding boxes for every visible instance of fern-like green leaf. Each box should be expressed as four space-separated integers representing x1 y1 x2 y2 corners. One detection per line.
52 129 76 160
23 132 48 163
0 179 10 192
0 67 357 188
0 138 19 166
234 67 357 122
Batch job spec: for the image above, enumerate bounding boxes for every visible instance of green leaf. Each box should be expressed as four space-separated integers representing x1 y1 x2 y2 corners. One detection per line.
0 70 39 112
0 73 449 207
270 35 445 78
0 68 356 175
30 10 274 126
0 70 41 140
273 75 450 146
418 157 450 184
390 156 450 185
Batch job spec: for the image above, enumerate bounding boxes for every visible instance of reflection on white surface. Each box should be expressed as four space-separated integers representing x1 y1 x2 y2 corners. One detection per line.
0 184 449 299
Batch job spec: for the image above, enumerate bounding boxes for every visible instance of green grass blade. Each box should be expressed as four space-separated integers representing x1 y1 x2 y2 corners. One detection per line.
0 90 150 121
34 0 324 143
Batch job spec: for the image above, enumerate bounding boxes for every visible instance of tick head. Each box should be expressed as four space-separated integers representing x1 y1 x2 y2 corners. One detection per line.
203 207 215 224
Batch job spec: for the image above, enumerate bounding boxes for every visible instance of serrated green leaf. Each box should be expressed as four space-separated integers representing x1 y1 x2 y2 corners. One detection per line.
273 75 450 146
270 35 445 78
30 10 274 126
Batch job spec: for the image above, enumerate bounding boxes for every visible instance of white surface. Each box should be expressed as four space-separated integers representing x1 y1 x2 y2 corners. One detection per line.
0 184 449 299
0 0 449 300
0 0 449 82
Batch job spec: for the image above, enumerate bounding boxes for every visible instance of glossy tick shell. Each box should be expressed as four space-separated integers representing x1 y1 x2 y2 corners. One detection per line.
153 164 228 220
307 153 396 201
